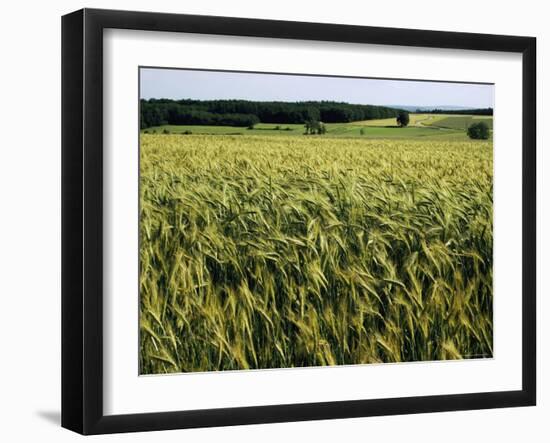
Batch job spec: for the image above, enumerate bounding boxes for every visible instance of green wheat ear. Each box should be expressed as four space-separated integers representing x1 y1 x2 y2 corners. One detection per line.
138 134 493 374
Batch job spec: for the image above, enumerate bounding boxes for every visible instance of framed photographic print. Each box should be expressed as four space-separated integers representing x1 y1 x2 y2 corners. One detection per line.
61 8 536 435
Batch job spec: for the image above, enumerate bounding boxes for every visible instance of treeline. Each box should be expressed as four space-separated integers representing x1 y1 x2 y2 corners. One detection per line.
421 108 493 116
140 99 403 128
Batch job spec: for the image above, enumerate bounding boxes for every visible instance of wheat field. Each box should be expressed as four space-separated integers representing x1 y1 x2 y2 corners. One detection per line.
139 134 493 374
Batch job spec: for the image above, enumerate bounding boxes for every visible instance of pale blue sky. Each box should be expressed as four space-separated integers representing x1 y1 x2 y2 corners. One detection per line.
140 68 494 109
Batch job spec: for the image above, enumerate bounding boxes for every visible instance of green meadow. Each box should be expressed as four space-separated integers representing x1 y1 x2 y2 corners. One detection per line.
141 113 493 141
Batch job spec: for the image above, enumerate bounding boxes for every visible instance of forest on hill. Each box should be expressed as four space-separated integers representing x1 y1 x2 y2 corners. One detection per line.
422 108 493 115
140 99 405 128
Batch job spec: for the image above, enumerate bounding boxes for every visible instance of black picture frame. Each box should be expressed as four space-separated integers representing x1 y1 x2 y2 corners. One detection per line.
62 8 537 435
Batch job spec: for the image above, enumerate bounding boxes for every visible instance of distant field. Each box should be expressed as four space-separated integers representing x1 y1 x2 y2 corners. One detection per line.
357 114 493 129
422 115 493 130
143 123 305 137
325 124 467 140
355 114 434 127
142 114 492 141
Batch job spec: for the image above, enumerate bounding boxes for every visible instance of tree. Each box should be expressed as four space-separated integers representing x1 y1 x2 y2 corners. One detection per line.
467 121 490 140
305 119 321 135
305 106 321 123
396 111 410 127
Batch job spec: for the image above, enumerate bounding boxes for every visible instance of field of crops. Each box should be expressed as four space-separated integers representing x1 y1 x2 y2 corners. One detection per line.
355 114 434 127
139 134 493 374
422 115 494 130
143 114 493 141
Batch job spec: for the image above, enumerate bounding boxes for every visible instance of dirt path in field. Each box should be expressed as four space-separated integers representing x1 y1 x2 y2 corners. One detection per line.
414 115 432 127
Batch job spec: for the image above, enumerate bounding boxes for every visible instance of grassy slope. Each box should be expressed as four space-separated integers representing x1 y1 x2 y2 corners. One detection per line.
424 116 493 130
143 114 493 141
355 114 435 127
